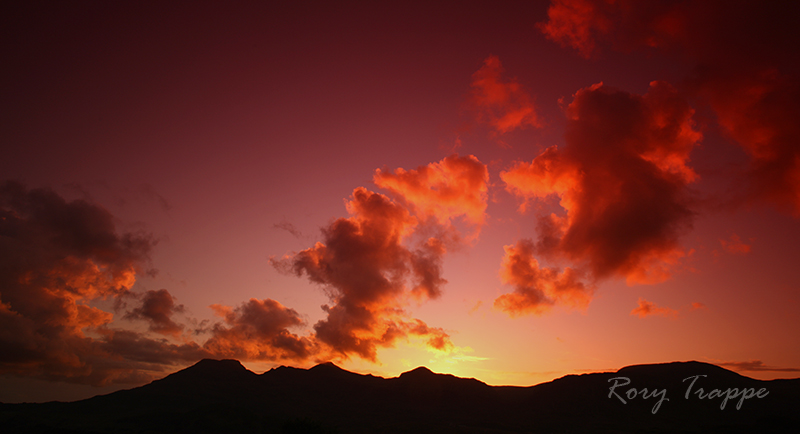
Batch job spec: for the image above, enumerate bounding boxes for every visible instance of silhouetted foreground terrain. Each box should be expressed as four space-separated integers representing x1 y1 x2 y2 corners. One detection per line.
1 359 798 433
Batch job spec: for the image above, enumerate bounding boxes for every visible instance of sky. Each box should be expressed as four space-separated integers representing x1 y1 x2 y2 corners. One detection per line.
2 0 800 403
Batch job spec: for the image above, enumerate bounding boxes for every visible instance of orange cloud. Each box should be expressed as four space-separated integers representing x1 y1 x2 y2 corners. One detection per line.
539 0 800 215
203 298 316 362
374 154 489 228
502 81 700 285
720 234 751 255
277 187 453 361
690 302 707 310
469 55 540 138
494 240 593 317
630 298 678 319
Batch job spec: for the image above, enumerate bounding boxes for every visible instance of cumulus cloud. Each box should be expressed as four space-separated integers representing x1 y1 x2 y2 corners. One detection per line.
539 0 800 215
502 81 700 286
469 55 540 139
276 186 456 361
630 298 678 319
494 240 593 316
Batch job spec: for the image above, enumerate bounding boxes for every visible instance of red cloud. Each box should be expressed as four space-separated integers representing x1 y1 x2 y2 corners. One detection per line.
697 69 800 215
469 55 540 138
539 0 800 215
374 154 489 228
494 240 593 317
502 81 700 285
203 298 316 362
279 187 453 361
630 298 678 319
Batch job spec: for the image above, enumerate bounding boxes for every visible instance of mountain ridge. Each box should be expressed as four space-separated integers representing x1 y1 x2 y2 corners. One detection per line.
2 359 797 433
168 358 750 387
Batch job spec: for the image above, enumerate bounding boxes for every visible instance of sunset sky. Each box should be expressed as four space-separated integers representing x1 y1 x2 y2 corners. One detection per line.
2 0 800 403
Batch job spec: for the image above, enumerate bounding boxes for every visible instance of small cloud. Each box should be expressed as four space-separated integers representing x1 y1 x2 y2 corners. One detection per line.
630 298 678 319
124 289 185 337
538 0 613 58
469 55 541 140
690 301 707 310
468 300 483 315
720 233 752 255
717 360 800 373
137 183 172 212
274 220 303 239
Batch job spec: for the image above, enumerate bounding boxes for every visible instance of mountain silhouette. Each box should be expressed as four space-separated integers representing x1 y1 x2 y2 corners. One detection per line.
1 359 797 433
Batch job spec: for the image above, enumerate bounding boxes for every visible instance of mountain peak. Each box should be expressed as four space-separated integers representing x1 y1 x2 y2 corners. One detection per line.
159 358 256 384
193 358 246 369
309 361 345 371
399 366 436 379
188 358 248 373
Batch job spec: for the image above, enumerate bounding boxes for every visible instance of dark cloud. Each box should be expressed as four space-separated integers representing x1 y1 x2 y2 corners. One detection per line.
0 180 160 384
0 182 260 386
502 81 699 287
97 328 209 371
124 289 185 337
